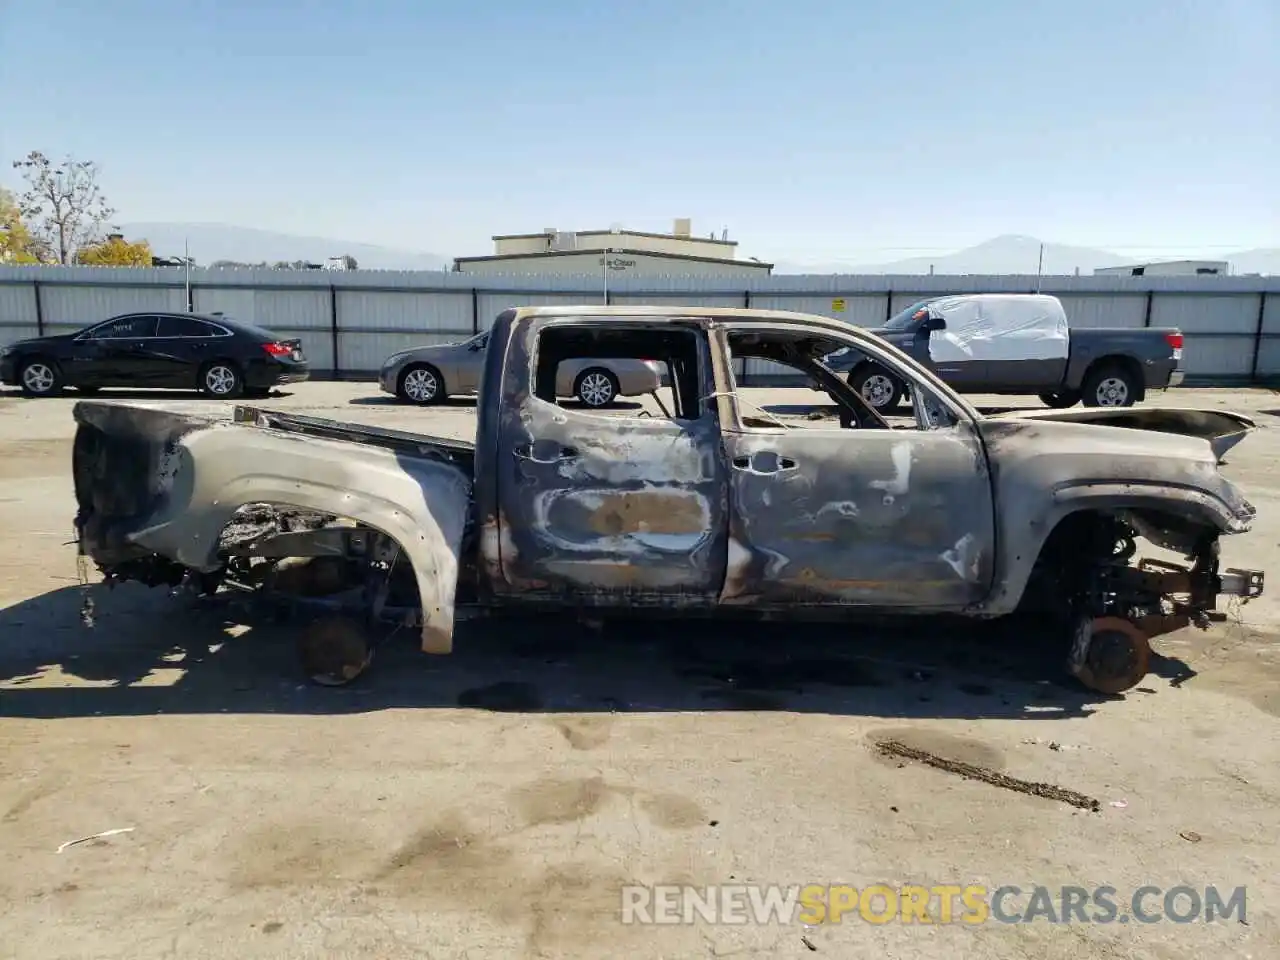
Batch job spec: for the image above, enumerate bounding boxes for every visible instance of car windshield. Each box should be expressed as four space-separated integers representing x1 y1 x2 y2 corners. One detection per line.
883 300 933 332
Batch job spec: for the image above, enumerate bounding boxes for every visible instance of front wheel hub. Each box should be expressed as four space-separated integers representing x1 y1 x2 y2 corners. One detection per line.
1068 616 1151 694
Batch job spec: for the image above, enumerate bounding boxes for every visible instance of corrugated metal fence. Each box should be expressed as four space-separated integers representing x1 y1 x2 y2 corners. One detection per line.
1 266 1277 385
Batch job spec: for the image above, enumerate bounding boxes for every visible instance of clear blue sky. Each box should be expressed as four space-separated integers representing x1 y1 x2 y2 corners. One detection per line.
2 0 1276 263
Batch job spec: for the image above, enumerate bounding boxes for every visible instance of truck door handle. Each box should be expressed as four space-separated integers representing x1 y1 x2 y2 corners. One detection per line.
513 443 579 463
732 454 797 473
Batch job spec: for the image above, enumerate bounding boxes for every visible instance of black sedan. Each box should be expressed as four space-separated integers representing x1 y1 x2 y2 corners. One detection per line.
0 311 310 398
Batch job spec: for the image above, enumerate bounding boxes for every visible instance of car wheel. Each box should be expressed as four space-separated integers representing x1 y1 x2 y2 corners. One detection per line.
1082 364 1138 408
199 361 244 398
19 359 61 397
398 364 444 405
1039 389 1080 409
575 368 618 408
847 365 902 412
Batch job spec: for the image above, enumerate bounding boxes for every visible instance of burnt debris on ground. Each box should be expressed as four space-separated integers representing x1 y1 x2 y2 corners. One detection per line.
875 737 1101 812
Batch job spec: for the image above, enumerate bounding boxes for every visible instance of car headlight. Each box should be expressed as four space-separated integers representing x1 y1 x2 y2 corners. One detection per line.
0 345 13 358
383 352 407 368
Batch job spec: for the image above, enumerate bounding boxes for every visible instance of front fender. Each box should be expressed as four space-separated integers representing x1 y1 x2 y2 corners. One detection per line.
973 417 1258 617
121 425 471 654
976 480 1253 617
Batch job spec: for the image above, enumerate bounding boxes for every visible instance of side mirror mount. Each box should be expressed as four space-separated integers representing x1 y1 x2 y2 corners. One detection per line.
924 316 946 333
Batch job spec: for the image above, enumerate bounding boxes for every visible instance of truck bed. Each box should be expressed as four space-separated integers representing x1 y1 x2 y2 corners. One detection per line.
231 406 475 471
72 399 475 567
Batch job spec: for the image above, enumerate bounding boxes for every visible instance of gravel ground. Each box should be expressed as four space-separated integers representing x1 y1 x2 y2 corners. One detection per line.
1 381 1278 960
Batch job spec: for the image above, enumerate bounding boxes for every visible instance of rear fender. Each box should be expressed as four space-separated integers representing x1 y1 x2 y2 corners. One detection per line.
98 422 471 654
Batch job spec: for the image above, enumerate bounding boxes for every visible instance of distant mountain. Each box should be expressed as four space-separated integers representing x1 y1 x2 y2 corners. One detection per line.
775 235 1280 276
864 236 1131 275
116 222 450 271
115 224 1277 277
774 236 1129 275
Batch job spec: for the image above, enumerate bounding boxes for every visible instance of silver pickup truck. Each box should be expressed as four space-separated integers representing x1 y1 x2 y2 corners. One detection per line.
70 305 1261 694
828 294 1183 411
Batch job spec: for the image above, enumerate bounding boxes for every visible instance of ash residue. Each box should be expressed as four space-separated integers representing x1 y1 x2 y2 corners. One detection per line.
217 504 335 548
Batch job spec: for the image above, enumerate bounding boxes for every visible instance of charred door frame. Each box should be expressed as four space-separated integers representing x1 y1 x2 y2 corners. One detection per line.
708 321 997 610
489 314 730 606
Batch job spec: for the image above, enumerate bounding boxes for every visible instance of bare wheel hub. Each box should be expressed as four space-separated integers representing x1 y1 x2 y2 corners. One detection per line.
298 615 373 686
1069 616 1151 694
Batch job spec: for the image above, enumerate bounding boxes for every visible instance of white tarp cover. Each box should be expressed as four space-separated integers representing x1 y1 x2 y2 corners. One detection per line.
927 294 1069 364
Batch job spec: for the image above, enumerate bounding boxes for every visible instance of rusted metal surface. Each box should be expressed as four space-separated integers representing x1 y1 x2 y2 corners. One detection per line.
489 314 727 603
972 415 1257 618
1133 612 1192 641
1068 616 1152 694
719 429 994 608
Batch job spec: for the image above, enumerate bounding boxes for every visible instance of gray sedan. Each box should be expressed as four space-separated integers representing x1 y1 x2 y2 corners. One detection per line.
378 330 662 407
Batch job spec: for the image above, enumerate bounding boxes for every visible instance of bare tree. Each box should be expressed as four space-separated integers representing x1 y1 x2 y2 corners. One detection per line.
11 151 116 264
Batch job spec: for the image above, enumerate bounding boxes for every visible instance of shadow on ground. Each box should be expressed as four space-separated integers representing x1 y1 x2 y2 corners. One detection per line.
0 580 1198 722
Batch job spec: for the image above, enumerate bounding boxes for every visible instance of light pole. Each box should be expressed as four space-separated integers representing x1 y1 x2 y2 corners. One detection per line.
602 247 610 304
184 237 192 311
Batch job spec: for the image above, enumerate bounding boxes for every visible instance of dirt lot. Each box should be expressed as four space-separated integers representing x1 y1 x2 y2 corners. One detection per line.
1 381 1278 959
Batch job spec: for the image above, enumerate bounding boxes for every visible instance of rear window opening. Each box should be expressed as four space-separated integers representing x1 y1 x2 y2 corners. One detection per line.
532 324 704 420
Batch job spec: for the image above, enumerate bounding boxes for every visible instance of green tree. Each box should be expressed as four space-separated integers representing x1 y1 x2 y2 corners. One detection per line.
11 151 116 264
0 188 40 263
76 234 153 267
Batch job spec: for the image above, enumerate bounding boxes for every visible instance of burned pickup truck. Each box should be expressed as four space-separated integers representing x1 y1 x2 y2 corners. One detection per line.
72 306 1265 693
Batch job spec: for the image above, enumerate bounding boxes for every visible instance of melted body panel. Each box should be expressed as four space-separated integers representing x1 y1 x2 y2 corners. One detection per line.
720 425 994 608
995 406 1257 461
973 417 1256 616
73 400 472 653
490 315 728 603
